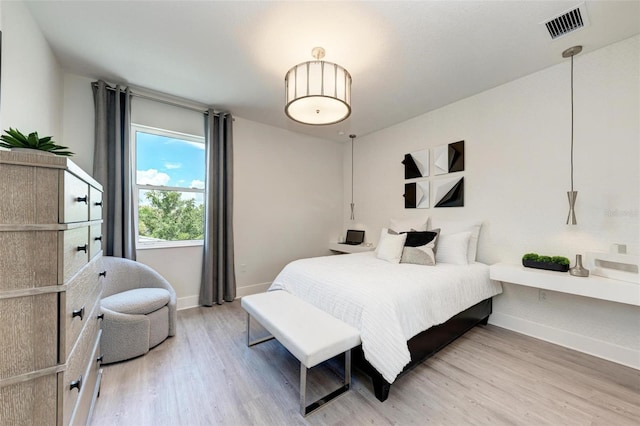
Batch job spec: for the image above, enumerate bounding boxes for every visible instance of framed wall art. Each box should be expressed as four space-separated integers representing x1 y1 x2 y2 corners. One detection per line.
433 140 464 175
402 149 429 179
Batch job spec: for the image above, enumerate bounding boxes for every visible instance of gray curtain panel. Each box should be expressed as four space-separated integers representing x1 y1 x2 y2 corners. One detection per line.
92 80 137 260
200 110 236 305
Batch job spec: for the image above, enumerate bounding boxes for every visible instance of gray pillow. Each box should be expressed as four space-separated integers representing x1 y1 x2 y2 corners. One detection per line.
400 229 440 266
400 241 436 265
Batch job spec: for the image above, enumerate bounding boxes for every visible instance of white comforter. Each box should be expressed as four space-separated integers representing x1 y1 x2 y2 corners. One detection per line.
269 252 502 383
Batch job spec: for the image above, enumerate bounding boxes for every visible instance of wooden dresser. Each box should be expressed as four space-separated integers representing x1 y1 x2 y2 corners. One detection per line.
0 151 105 425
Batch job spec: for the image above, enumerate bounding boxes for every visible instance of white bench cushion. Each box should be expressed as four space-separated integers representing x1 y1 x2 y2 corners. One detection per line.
241 291 361 368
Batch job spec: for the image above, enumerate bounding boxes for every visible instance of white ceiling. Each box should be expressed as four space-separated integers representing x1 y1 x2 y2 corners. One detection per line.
25 1 640 143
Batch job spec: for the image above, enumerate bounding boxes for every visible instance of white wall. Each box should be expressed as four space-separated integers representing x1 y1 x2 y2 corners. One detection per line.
0 2 3 131
62 73 95 172
233 117 344 293
0 1 63 139
347 36 640 368
136 245 203 310
60 74 344 308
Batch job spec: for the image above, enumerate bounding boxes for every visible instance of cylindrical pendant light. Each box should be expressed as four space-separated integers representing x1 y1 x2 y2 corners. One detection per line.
284 47 352 125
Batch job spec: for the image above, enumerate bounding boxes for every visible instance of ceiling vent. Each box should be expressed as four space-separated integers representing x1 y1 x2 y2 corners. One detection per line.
541 3 590 40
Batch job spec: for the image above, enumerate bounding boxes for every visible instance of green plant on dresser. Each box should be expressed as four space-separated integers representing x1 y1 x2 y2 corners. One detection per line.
0 127 74 156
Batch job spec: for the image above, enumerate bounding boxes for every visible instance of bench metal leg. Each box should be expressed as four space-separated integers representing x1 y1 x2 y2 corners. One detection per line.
246 312 275 347
300 349 352 417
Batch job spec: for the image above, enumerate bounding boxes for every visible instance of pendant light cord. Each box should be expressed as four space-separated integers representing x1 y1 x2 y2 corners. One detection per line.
562 45 581 225
351 136 354 205
350 134 356 221
570 54 574 193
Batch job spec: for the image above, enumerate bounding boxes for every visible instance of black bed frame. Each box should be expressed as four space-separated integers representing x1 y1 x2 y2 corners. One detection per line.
352 297 493 402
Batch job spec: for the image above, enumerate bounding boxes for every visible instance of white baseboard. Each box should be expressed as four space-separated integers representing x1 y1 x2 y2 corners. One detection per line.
177 282 271 311
235 282 271 298
177 295 200 311
489 312 640 370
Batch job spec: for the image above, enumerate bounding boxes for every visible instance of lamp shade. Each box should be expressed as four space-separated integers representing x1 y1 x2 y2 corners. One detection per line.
284 60 351 125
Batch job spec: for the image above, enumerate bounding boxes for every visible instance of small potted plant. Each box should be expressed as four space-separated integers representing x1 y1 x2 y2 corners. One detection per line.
522 253 570 272
0 128 74 156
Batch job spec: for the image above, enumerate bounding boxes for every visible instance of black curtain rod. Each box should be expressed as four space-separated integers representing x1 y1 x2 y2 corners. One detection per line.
91 81 219 116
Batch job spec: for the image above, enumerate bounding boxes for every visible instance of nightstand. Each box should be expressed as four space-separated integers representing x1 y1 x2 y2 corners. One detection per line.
329 242 375 254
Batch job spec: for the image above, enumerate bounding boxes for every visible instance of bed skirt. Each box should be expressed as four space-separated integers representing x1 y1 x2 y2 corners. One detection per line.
352 297 493 402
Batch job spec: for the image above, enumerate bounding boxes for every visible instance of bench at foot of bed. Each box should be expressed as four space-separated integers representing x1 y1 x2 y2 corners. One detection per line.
241 290 361 416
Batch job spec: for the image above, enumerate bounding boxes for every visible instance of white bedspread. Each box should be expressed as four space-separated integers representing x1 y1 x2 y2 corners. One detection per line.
269 252 502 383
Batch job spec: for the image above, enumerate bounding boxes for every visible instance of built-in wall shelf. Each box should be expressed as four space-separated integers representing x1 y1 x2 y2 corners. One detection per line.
490 263 640 307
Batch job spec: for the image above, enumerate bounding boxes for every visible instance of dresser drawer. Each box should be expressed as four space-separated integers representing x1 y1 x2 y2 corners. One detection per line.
0 231 58 291
68 331 102 426
89 185 103 221
60 171 90 224
61 259 103 361
59 227 90 284
0 372 57 425
89 224 103 260
61 301 102 426
0 293 58 379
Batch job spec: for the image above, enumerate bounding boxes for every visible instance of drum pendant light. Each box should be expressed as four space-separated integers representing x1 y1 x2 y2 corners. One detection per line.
284 47 352 125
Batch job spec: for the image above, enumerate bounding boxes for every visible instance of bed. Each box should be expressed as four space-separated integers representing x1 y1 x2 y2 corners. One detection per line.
269 250 502 401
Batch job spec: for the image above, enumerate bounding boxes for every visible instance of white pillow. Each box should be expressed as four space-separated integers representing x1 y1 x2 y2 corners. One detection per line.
435 231 472 265
430 220 482 262
375 228 407 263
389 216 429 233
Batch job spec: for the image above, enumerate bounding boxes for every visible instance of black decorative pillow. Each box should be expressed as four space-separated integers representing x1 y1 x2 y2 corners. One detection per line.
400 229 440 265
403 230 438 248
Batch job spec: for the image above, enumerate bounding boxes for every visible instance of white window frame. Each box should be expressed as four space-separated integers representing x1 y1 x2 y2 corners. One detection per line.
132 124 205 249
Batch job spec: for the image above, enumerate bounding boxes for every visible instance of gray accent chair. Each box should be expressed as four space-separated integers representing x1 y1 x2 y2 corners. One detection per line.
100 257 177 364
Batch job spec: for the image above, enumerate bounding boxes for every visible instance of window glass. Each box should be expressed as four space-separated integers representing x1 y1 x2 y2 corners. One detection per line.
136 131 205 189
134 125 205 246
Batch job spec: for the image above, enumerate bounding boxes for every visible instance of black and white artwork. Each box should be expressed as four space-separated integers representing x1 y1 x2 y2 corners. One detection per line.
404 181 429 209
402 149 429 179
433 140 464 175
433 176 464 207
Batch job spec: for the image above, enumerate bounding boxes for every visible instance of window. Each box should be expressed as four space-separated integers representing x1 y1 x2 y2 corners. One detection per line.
133 124 206 248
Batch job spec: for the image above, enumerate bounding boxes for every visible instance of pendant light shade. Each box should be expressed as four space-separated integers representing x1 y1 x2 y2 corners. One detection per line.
285 47 352 125
563 45 582 225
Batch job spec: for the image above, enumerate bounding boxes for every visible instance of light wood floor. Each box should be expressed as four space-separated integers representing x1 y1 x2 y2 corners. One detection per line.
91 302 640 426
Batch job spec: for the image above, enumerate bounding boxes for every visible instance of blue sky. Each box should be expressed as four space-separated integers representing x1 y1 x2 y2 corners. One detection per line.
136 131 205 189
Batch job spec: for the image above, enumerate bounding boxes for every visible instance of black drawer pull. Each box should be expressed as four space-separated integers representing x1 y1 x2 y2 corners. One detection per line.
97 313 104 320
99 270 107 278
77 244 88 253
94 201 103 207
72 306 85 321
94 236 103 242
70 375 82 392
76 195 88 204
97 355 104 364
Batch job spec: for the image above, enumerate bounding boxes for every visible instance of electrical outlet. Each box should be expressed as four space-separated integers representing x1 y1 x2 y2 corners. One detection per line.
240 263 247 273
539 289 547 301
